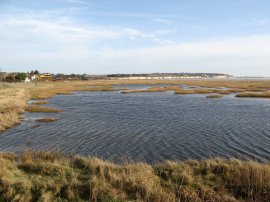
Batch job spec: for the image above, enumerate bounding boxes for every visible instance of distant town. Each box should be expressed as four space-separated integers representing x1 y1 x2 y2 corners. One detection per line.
0 70 232 82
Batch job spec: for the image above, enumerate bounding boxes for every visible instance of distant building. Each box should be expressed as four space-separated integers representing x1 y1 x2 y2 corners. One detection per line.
109 73 232 80
30 74 38 81
53 74 64 81
24 77 31 82
37 73 53 81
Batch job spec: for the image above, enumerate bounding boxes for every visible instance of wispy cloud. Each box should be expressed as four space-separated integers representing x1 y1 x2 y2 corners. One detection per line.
63 0 92 6
252 18 269 26
153 18 175 24
0 14 176 53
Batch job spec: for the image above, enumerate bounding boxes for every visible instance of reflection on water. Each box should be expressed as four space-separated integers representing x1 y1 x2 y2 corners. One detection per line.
1 85 270 163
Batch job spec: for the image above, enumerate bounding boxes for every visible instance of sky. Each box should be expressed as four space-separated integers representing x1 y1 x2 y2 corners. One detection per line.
0 0 270 76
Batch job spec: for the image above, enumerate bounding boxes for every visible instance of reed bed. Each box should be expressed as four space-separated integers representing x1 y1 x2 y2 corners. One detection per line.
0 151 270 202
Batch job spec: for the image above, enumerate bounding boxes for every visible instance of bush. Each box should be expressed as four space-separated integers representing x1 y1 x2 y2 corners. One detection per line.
15 73 27 81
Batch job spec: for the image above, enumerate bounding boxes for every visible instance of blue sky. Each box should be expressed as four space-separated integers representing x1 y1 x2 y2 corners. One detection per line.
0 0 270 76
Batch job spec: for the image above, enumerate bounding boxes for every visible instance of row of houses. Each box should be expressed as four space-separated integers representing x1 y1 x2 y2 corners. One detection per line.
25 73 56 82
109 73 231 80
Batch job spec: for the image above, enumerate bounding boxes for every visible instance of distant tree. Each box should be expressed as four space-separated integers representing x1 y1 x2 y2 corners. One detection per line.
15 73 27 82
34 70 39 74
82 74 88 80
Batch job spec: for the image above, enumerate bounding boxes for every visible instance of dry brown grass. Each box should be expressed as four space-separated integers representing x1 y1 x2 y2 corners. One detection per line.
25 105 63 113
0 84 29 132
35 118 58 122
1 151 270 202
30 82 114 99
235 92 270 98
175 88 215 94
32 101 48 105
121 86 182 93
206 94 223 98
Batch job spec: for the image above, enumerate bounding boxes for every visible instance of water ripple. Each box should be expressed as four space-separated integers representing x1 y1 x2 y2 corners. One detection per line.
1 85 270 163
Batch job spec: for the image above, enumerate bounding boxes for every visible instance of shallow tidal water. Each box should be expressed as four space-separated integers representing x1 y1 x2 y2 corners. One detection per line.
1 84 270 163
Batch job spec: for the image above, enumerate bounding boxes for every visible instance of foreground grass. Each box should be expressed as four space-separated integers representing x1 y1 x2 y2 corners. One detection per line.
0 151 270 202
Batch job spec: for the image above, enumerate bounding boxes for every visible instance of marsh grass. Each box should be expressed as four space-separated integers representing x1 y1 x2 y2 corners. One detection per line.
0 84 28 131
1 151 270 202
235 92 270 98
35 117 58 122
32 101 49 105
121 86 182 93
25 105 63 113
206 94 223 98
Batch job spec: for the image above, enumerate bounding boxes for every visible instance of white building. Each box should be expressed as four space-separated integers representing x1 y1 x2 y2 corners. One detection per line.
24 77 31 82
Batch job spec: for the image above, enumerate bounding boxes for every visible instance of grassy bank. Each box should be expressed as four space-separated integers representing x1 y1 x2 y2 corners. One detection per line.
0 151 269 202
0 83 29 131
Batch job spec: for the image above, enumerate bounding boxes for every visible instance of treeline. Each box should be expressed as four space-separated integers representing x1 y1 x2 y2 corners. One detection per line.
1 72 27 82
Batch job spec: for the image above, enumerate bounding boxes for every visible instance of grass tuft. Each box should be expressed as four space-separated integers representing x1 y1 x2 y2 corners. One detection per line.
32 101 49 105
235 92 270 98
25 106 63 113
206 94 223 99
35 117 58 122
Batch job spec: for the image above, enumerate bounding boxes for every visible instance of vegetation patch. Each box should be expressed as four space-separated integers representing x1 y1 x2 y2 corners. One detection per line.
35 117 58 122
25 105 62 113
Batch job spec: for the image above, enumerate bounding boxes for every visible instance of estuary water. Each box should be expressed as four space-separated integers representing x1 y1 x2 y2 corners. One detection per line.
1 85 270 163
